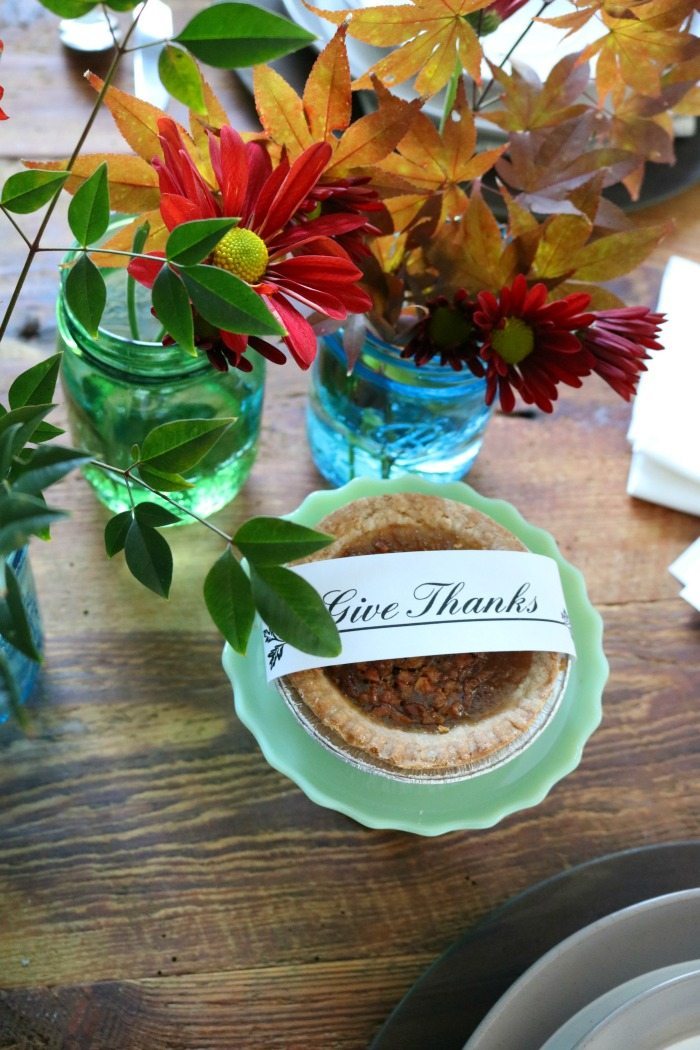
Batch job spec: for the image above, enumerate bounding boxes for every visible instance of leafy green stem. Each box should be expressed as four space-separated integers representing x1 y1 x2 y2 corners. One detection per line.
0 2 148 344
126 268 140 341
439 57 463 135
91 459 234 543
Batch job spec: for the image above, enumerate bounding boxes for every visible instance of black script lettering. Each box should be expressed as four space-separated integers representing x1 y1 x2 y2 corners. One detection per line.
324 588 358 624
324 589 400 626
506 582 535 614
408 582 464 618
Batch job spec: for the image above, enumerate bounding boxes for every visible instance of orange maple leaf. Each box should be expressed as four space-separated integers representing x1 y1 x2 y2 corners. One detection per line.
482 55 591 132
304 0 494 95
379 79 505 230
580 12 700 104
25 155 160 214
254 29 421 181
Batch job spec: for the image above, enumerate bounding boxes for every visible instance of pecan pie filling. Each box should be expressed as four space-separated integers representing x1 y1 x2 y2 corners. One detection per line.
325 523 533 731
280 493 567 776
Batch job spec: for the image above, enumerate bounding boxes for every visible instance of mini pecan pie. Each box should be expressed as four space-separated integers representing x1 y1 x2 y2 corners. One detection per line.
277 494 569 780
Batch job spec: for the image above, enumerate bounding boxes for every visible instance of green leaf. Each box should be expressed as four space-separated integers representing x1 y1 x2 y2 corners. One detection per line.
0 493 66 558
166 218 239 267
176 2 315 68
0 425 24 480
8 354 62 409
158 44 207 115
234 517 335 566
31 422 65 444
38 0 95 15
250 564 341 658
133 502 181 528
104 511 132 557
1 169 70 214
2 562 42 662
139 417 235 475
180 264 285 337
204 548 255 654
151 266 195 356
105 0 140 9
11 445 90 496
136 463 193 493
65 254 107 336
0 404 55 458
124 520 173 598
68 161 110 246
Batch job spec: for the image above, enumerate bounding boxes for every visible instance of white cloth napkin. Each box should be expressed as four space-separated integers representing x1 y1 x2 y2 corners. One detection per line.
626 255 700 517
626 255 700 609
669 536 700 611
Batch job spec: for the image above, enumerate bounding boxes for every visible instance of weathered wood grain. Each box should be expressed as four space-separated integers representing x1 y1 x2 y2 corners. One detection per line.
0 4 699 1048
0 958 437 1050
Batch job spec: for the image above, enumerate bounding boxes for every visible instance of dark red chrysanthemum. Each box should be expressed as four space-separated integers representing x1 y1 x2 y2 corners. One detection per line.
401 291 480 370
304 174 390 261
471 275 594 412
575 306 665 401
128 118 372 372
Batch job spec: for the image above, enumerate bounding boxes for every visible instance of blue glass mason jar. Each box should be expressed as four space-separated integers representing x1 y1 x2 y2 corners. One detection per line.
306 329 493 488
0 546 43 724
57 221 265 519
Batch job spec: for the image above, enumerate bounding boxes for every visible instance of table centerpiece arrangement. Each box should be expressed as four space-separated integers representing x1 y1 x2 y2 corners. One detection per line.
0 0 696 734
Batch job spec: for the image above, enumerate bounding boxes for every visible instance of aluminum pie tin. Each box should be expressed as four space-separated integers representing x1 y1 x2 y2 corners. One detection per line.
275 655 572 785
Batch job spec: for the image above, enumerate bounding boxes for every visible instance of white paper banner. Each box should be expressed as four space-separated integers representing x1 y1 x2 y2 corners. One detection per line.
263 550 576 680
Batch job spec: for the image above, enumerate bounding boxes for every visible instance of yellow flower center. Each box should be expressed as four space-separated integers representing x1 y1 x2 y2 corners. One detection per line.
491 316 534 364
212 227 269 284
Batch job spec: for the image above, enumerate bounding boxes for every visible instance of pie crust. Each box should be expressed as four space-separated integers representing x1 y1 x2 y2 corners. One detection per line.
278 494 569 778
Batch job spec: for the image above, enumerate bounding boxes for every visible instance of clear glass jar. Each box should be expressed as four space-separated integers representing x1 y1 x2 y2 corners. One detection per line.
0 546 43 724
307 329 493 488
57 222 265 519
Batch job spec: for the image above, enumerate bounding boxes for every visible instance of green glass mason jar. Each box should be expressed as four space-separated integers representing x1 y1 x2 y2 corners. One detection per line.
57 221 265 519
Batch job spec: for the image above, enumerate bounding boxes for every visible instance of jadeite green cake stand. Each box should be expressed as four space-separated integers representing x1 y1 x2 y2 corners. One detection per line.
223 477 608 836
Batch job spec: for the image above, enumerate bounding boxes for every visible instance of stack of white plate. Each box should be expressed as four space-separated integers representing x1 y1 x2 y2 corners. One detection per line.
462 890 700 1050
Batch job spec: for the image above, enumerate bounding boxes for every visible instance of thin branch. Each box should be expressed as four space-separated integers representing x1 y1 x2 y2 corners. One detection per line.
123 38 169 53
0 206 32 248
0 3 149 344
38 247 159 262
101 3 120 50
475 1 550 111
92 460 234 543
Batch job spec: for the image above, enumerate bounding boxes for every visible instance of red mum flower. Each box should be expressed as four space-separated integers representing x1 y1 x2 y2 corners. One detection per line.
472 275 594 413
576 306 665 401
487 0 529 21
128 118 372 372
305 174 390 262
401 291 480 370
0 41 8 121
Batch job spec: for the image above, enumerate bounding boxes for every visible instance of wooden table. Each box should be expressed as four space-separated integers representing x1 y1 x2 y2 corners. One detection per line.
0 5 699 1047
